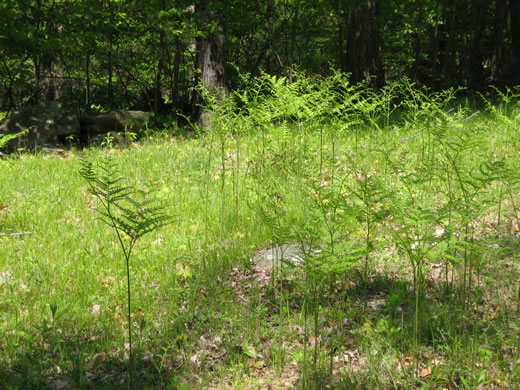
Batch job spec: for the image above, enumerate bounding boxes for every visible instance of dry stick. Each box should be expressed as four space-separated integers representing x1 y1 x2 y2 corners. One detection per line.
0 232 33 236
398 110 480 144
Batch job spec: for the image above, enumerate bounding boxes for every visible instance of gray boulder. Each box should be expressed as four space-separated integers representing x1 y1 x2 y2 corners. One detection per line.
252 244 307 268
84 110 150 135
0 101 80 152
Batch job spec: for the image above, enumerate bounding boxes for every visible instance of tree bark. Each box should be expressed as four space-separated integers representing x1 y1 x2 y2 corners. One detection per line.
153 29 166 114
171 37 182 111
413 1 424 84
334 0 347 72
86 53 91 108
193 4 228 128
509 0 520 84
491 0 508 85
432 0 440 89
441 1 457 87
467 1 489 88
345 0 384 87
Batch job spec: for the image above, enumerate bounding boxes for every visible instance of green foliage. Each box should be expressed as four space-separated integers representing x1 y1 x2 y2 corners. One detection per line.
0 0 518 113
0 130 27 151
1 76 520 389
79 157 171 386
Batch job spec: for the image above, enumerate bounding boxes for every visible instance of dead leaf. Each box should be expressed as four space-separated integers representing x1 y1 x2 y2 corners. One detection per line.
92 304 101 316
403 354 413 368
419 366 432 378
431 358 443 366
308 335 318 348
190 353 201 368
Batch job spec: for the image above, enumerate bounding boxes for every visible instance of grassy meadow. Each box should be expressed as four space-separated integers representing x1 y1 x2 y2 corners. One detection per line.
1 76 520 389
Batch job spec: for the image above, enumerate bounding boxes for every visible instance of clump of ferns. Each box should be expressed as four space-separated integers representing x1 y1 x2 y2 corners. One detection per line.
80 158 172 386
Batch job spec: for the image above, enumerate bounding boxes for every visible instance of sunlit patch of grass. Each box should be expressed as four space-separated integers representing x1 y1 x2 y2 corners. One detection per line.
1 77 520 388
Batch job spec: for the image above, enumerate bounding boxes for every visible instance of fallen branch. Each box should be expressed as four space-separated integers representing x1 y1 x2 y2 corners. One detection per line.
398 110 481 144
0 231 33 237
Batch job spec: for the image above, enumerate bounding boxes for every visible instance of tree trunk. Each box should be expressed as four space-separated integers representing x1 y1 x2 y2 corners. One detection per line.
441 2 457 87
345 0 384 87
491 0 507 85
334 0 347 72
432 0 440 89
264 0 276 73
193 4 228 128
468 1 489 88
153 0 167 114
154 29 166 114
413 1 424 84
86 53 91 108
107 0 115 109
33 0 43 104
509 0 520 84
34 56 41 104
171 37 182 111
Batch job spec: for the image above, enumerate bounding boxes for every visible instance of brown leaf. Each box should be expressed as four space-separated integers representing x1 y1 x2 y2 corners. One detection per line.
419 366 432 378
308 335 318 348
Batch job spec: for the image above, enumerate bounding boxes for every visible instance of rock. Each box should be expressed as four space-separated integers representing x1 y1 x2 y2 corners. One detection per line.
88 131 130 148
52 379 71 390
0 101 80 152
252 243 308 268
83 110 150 136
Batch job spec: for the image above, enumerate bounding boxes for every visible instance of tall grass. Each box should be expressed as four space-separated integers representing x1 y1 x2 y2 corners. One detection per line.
1 74 519 389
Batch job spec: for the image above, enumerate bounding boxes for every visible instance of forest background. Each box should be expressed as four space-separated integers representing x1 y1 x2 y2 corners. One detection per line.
1 0 519 119
2 1 520 389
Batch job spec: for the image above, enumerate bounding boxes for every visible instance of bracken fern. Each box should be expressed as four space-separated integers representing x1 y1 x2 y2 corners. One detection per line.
79 157 171 388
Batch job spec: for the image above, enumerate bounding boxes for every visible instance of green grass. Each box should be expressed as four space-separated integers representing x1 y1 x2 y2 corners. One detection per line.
1 77 520 389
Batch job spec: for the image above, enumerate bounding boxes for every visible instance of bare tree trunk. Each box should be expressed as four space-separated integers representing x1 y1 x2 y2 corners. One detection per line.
264 0 276 73
345 0 384 87
511 0 520 84
491 0 508 85
34 56 41 104
432 0 440 89
154 30 166 114
441 2 457 87
193 4 228 128
86 53 91 108
108 45 113 109
153 0 167 114
171 37 182 110
107 0 115 109
468 1 489 88
290 1 300 64
334 0 347 72
42 54 55 101
413 1 424 84
33 0 43 104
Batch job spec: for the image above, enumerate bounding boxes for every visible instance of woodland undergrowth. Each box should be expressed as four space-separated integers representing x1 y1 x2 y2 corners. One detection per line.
1 74 520 389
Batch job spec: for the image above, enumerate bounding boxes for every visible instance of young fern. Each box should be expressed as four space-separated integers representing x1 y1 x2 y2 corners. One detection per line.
80 158 171 387
0 128 29 151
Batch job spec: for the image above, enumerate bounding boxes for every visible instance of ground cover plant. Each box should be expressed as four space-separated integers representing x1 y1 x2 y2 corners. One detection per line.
1 75 520 389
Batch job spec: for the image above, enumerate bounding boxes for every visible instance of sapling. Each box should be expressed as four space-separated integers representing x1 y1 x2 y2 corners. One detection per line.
80 158 171 387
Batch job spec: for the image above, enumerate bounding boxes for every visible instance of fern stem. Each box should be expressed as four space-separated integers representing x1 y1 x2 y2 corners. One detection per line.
125 242 135 388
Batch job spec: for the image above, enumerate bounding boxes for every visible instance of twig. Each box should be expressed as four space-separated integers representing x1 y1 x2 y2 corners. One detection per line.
0 232 33 236
398 110 480 144
454 110 480 122
398 127 425 144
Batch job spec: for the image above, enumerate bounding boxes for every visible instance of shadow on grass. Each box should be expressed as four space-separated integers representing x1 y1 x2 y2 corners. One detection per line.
0 330 184 390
